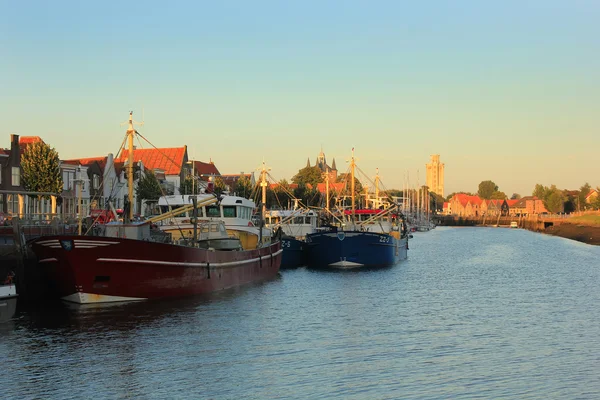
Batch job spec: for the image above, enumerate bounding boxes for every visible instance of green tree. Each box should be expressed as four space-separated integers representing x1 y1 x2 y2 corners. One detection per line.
532 184 546 199
477 180 499 200
136 170 162 203
545 188 565 214
292 166 323 187
21 141 63 213
510 193 521 200
578 183 592 211
180 175 200 195
234 175 253 198
214 177 227 197
490 191 507 200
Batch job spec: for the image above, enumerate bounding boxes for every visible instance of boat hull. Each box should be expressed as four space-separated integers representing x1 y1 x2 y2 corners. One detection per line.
280 236 306 269
31 236 282 304
305 230 407 269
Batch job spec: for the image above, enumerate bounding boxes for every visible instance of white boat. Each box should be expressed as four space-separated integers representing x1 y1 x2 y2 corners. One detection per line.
150 194 272 250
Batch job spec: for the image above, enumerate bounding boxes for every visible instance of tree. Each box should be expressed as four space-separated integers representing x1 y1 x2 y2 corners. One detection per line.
545 188 565 214
292 166 323 188
180 175 200 195
21 141 63 213
136 170 162 203
213 177 227 197
532 184 546 199
477 180 499 200
234 175 253 198
510 193 521 200
490 191 507 200
578 183 592 211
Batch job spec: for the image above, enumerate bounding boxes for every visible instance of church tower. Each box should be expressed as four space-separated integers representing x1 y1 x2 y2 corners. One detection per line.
426 154 444 197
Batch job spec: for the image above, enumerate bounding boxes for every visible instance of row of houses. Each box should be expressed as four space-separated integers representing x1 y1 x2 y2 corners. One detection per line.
0 134 256 221
443 193 549 217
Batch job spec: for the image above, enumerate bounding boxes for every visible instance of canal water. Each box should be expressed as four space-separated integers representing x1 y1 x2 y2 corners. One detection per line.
2 227 600 399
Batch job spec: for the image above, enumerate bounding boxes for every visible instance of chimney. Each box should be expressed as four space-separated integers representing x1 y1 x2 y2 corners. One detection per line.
10 134 20 160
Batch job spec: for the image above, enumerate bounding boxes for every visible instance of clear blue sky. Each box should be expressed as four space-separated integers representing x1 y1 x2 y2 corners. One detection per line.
2 0 598 197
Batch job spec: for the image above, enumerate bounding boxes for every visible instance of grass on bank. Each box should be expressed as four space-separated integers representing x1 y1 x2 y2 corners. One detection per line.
566 214 600 226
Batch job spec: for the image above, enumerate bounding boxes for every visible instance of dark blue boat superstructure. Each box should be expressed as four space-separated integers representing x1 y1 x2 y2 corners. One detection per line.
305 226 408 269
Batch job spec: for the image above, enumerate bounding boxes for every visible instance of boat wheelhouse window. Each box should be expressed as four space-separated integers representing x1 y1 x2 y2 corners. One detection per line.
223 206 236 218
294 217 304 224
205 205 221 218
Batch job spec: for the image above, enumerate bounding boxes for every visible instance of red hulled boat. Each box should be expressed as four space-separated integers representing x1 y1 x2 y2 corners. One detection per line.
31 229 282 303
30 112 282 303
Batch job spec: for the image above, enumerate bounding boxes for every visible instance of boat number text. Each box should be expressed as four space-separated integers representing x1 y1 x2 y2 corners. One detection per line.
379 236 390 243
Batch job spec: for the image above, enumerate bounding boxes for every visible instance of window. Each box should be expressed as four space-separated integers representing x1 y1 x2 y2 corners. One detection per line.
11 167 20 186
223 206 236 218
93 175 100 190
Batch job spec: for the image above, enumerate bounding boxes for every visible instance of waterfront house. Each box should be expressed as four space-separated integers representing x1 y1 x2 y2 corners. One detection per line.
188 160 221 192
59 161 90 221
508 196 547 216
0 134 25 218
116 146 188 196
449 194 484 217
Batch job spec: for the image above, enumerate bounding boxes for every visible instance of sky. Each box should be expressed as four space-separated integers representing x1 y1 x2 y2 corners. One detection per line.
1 0 599 197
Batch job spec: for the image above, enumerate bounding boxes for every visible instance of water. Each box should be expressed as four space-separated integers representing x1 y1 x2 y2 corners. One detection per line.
2 227 600 399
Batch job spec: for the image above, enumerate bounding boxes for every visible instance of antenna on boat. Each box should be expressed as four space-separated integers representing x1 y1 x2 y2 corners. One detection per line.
120 111 145 221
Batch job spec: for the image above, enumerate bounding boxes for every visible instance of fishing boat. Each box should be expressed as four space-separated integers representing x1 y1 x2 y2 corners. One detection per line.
151 193 272 250
30 112 282 304
264 208 319 268
304 150 409 269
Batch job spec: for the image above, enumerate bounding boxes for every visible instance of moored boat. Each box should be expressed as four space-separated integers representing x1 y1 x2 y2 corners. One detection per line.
31 224 281 304
29 112 282 304
264 208 318 268
304 150 409 269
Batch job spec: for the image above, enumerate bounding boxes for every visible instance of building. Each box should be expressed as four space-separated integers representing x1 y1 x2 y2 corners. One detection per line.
426 154 444 197
0 134 25 217
308 148 338 183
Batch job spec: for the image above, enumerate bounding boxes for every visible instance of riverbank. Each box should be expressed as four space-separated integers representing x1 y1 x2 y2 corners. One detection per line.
543 223 600 246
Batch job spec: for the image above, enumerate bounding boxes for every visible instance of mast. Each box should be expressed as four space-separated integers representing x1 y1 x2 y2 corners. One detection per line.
350 148 355 224
325 168 330 212
260 160 269 219
122 111 143 222
127 112 134 221
375 168 380 209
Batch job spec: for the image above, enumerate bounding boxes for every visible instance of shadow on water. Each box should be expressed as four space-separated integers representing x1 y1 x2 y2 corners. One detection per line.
8 273 283 333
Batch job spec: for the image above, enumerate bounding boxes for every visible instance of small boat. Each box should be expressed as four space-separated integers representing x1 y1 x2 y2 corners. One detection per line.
304 150 409 269
30 112 282 304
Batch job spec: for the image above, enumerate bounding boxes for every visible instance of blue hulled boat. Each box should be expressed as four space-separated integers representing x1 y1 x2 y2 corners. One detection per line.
305 227 407 268
304 150 409 269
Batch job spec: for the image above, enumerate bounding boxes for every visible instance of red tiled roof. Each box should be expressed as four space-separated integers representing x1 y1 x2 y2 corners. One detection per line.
117 147 186 176
19 136 44 145
506 199 519 207
316 182 345 194
192 160 220 179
